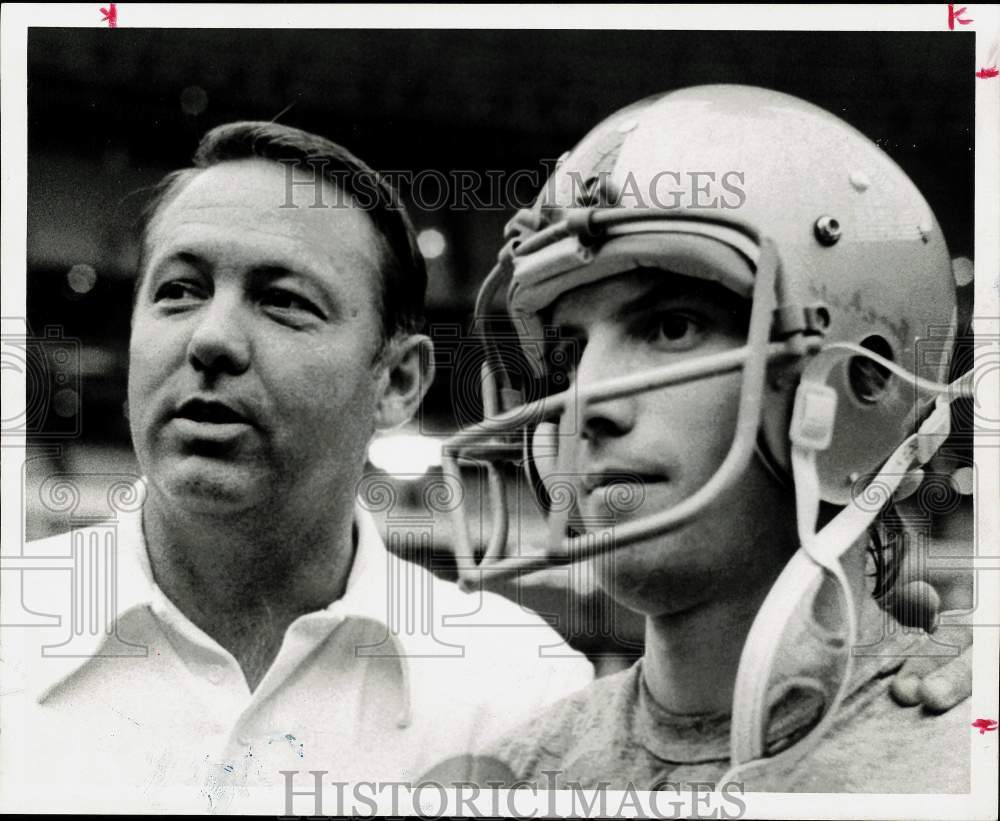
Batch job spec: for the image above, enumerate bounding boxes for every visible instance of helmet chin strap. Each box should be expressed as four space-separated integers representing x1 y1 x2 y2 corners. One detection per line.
722 368 970 786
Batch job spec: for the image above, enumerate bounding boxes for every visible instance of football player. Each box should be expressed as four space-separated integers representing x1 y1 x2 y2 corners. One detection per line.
438 85 977 792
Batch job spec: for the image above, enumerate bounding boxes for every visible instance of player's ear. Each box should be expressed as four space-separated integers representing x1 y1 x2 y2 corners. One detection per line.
374 332 435 430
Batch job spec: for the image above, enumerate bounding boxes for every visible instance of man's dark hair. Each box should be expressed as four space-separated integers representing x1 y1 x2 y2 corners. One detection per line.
135 121 428 340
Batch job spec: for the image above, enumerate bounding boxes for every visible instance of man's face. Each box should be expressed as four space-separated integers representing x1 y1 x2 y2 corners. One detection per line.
128 158 387 518
545 268 797 617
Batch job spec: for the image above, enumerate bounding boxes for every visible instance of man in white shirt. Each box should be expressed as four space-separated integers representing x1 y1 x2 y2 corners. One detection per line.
0 122 592 813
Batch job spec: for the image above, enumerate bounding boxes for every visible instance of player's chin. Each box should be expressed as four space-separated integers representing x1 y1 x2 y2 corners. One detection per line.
589 533 702 613
591 540 655 591
594 567 676 617
597 570 704 618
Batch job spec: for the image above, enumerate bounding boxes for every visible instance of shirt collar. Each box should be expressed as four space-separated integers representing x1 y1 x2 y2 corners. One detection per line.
31 481 408 709
331 506 414 728
28 480 153 702
337 505 394 623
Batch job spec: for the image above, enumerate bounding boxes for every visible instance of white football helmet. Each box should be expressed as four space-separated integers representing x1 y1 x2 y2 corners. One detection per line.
442 85 971 771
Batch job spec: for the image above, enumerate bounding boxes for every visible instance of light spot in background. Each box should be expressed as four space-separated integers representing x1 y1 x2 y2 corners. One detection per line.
180 85 209 116
368 432 442 479
950 467 974 495
416 228 447 260
951 256 974 287
66 263 97 294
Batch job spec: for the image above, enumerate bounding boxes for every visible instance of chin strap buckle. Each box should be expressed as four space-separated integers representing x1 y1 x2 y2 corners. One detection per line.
789 383 838 452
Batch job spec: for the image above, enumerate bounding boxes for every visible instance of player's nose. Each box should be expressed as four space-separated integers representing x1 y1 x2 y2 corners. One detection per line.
574 330 638 443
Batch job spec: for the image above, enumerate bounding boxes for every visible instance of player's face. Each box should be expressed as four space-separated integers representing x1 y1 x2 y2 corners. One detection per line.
128 158 387 518
545 268 798 617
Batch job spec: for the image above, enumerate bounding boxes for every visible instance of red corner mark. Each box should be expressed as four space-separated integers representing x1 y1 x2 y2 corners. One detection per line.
976 66 999 79
100 3 117 28
971 718 998 734
948 3 973 29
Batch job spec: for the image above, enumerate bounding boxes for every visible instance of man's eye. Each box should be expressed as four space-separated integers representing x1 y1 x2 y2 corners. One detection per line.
261 289 323 319
154 281 203 302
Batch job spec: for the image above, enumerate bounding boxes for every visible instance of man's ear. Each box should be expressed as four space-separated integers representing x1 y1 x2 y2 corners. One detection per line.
374 333 435 430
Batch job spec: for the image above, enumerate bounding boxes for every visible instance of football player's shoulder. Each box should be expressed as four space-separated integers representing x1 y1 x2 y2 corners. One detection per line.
486 664 637 780
848 677 972 793
776 654 972 793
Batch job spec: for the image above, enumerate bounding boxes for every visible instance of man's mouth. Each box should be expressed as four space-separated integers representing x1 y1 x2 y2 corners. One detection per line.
174 398 250 425
169 399 255 445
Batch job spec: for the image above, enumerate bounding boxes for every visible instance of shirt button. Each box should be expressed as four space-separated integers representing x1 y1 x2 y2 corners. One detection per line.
206 665 225 684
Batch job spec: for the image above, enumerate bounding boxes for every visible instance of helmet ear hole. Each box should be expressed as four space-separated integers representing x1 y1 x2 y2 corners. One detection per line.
848 335 894 404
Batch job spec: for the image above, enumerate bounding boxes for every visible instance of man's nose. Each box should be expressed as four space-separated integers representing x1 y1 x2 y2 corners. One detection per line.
186 290 251 377
575 333 638 443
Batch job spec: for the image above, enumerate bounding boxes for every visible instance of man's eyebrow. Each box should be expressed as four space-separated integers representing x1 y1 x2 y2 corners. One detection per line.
145 251 340 304
151 250 208 273
246 263 300 281
153 251 328 286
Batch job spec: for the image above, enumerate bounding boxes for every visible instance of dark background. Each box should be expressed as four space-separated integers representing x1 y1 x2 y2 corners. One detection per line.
24 28 975 541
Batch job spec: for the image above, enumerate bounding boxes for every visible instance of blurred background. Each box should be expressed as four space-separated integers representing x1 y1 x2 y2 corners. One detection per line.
21 28 976 663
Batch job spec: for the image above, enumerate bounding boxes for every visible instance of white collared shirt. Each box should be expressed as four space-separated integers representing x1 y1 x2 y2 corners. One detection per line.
0 492 593 813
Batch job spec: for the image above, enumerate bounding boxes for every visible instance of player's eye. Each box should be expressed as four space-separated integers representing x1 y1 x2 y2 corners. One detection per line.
649 311 704 349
